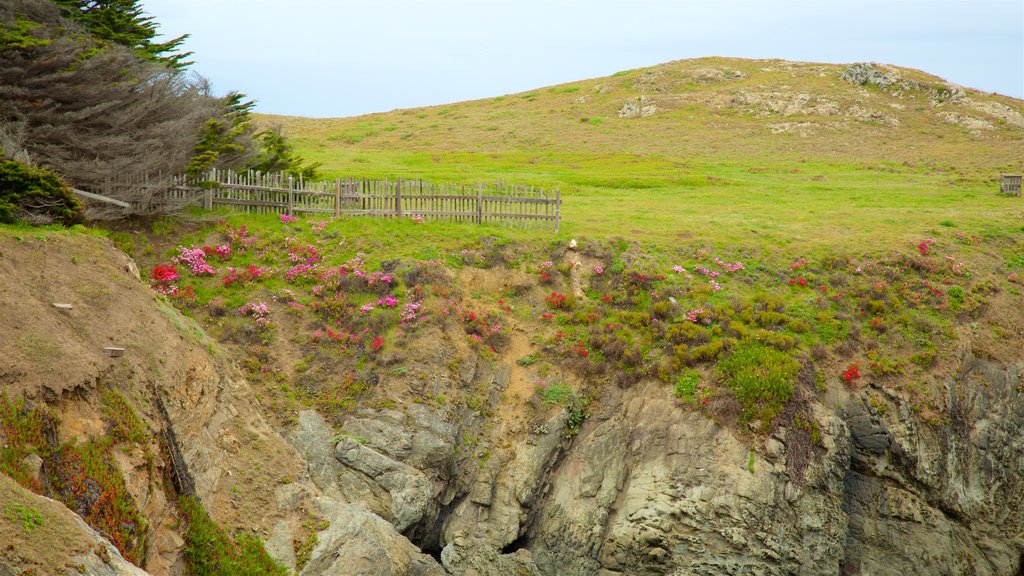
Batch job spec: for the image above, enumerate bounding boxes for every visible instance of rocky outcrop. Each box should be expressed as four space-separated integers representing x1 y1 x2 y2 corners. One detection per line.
0 475 148 576
841 63 921 92
618 96 657 118
301 497 445 576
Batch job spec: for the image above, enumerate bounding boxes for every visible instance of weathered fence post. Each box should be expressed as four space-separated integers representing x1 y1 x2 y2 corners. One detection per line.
287 175 295 216
554 188 561 234
477 184 484 224
335 179 342 217
395 177 403 219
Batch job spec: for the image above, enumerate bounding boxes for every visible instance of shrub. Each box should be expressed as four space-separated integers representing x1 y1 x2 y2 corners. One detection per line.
180 496 288 576
0 159 82 225
717 342 800 429
673 370 704 404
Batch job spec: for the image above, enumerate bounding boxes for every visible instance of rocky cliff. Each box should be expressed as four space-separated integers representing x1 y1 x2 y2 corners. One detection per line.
1 230 1022 576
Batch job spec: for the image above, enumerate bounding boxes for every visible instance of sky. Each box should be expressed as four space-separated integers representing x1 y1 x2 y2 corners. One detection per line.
143 0 1024 118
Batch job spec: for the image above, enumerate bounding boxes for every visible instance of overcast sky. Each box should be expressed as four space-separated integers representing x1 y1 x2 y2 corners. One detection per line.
143 0 1024 118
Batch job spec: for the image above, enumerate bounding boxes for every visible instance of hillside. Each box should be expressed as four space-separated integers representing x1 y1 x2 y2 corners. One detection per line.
2 57 1024 576
258 57 1024 250
264 58 1023 166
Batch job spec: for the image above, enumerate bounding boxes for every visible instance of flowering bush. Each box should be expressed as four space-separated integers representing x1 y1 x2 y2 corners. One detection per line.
285 263 318 282
239 301 271 327
594 265 604 275
174 246 216 276
310 220 328 233
545 292 568 309
151 264 179 283
222 265 272 287
714 258 745 273
377 295 399 308
917 238 936 255
842 364 861 384
685 308 707 323
694 265 720 278
280 213 298 224
672 265 685 274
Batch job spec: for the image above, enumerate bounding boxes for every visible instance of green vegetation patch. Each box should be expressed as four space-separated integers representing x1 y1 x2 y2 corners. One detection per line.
181 496 288 576
717 342 800 430
100 388 150 445
4 502 44 534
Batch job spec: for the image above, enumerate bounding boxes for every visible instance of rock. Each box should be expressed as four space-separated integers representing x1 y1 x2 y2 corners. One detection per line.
288 410 346 498
840 62 920 92
618 96 656 118
302 497 445 576
440 538 542 576
21 452 43 485
335 436 433 533
937 111 995 131
442 411 568 549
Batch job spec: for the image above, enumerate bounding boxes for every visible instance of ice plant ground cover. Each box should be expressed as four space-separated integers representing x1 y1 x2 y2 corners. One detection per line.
126 208 1024 433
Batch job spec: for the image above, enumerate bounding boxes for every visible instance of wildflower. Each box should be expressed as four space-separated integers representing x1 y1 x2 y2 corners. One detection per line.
410 214 424 224
672 265 685 274
842 364 860 384
280 213 298 224
695 265 719 278
377 295 399 308
150 264 180 283
685 308 705 323
594 265 604 275
709 280 722 292
360 303 375 313
174 246 216 276
917 238 936 255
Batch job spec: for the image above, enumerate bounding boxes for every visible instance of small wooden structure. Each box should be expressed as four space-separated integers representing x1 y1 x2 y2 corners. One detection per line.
1000 174 1022 196
104 347 125 358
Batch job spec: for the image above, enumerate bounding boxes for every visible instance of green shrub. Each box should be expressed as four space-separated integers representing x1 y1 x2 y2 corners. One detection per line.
0 159 82 225
717 342 800 429
673 370 702 402
181 496 288 576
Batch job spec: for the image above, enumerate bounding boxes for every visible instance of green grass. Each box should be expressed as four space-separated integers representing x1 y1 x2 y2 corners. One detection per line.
256 57 1022 256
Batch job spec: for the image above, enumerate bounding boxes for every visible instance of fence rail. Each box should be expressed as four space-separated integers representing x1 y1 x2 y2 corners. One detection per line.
102 169 561 232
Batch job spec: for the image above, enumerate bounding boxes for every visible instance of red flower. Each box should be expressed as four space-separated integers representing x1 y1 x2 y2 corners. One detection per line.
842 364 860 384
371 337 384 351
150 264 180 282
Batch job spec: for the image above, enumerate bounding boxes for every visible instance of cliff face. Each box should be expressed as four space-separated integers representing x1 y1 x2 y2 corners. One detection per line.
1 231 1022 576
305 346 1022 575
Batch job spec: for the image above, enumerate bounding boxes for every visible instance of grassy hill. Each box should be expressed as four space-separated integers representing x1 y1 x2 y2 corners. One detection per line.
257 57 1024 253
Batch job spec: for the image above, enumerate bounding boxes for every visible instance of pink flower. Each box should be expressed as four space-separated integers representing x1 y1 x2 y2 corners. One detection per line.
594 265 604 275
672 265 685 274
280 213 298 224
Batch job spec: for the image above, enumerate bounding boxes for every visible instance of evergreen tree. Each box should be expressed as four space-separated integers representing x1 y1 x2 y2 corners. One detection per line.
248 129 321 181
52 0 191 69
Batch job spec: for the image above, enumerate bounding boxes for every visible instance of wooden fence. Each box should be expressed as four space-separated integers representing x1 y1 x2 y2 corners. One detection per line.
103 169 560 231
1000 174 1022 197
